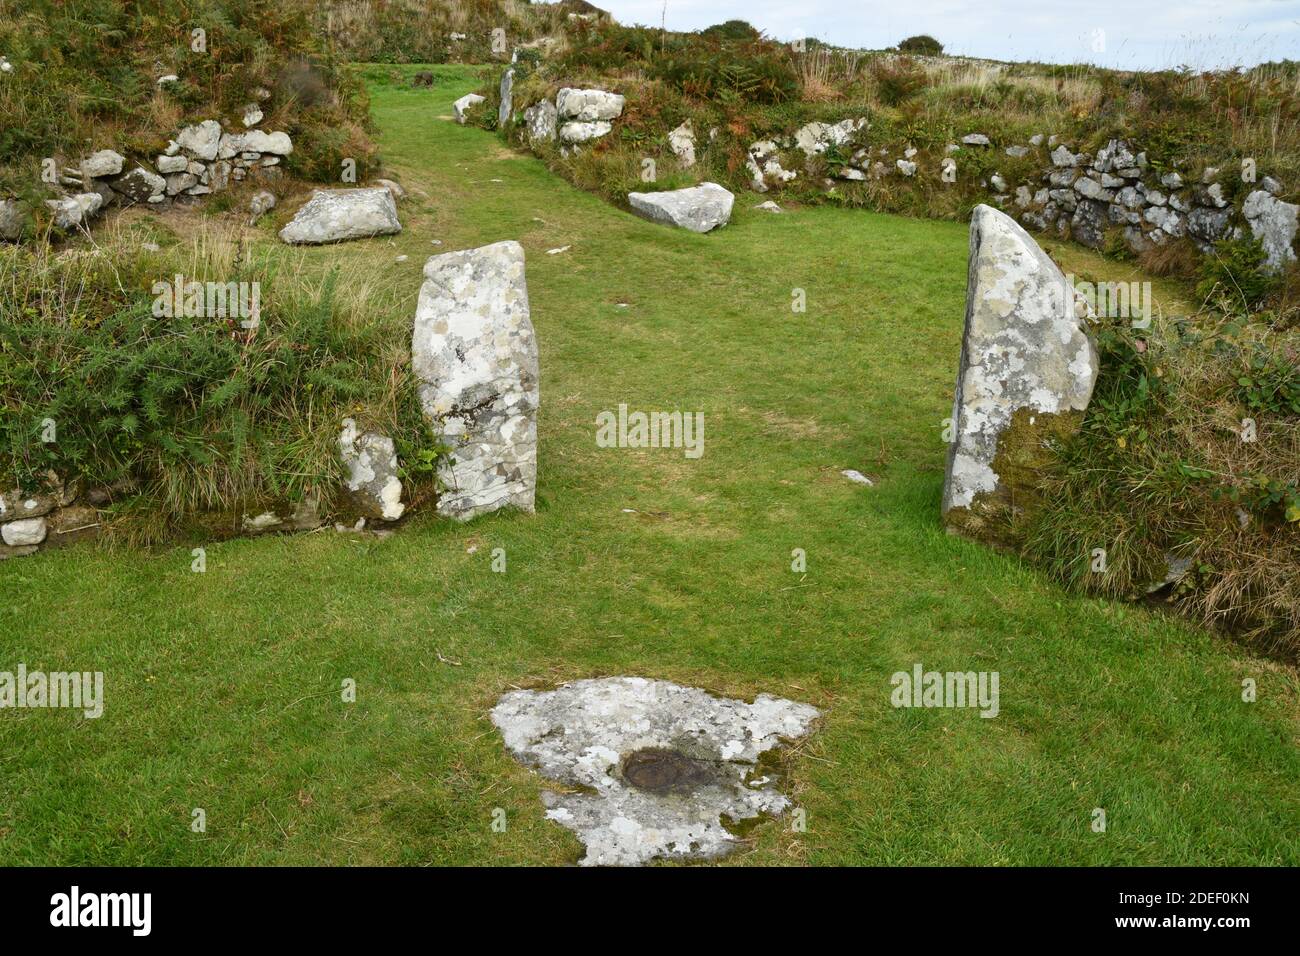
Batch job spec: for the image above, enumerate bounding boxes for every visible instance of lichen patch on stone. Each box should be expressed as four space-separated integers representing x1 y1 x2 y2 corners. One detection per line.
490 676 820 866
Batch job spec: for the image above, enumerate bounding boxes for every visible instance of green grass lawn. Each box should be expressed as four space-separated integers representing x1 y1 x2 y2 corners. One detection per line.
1 64 1296 866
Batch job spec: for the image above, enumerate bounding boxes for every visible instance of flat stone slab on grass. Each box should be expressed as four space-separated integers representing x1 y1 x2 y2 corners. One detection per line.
412 240 539 521
491 676 820 866
278 187 401 244
627 182 734 233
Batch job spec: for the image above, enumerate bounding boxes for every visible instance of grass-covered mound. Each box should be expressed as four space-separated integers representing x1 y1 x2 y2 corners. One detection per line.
0 0 378 196
0 217 440 545
1022 303 1300 657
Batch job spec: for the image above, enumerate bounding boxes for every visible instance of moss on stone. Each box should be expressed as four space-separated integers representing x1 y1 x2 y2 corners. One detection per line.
943 406 1085 550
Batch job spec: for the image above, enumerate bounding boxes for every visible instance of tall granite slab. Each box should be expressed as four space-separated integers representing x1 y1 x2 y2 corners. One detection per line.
942 204 1098 541
412 241 539 520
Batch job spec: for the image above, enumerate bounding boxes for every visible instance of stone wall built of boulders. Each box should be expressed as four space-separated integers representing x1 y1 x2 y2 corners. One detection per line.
0 96 290 240
493 63 1297 275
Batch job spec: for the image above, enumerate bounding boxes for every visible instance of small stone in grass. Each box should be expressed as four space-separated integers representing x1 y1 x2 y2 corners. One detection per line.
396 254 408 262
546 245 570 255
841 469 874 486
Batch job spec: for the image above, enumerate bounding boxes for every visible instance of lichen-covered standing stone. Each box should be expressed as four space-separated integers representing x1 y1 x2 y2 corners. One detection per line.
942 204 1098 540
497 68 514 128
412 240 538 521
278 187 401 245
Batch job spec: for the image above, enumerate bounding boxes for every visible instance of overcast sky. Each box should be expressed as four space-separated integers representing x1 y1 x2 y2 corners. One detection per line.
595 1 1300 70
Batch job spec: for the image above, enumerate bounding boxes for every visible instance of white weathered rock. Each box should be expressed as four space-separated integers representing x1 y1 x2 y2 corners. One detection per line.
668 120 696 167
627 182 734 233
1242 189 1299 272
156 74 179 86
523 99 557 142
453 92 484 124
942 205 1098 523
44 193 103 229
278 187 401 245
491 676 820 867
498 68 514 127
176 120 223 161
217 129 292 159
754 200 783 213
558 120 612 144
1 517 47 547
156 154 188 174
412 240 539 521
165 172 198 196
746 140 796 191
794 118 865 156
80 150 125 178
242 104 263 127
962 133 991 146
1050 145 1078 167
1005 145 1029 158
896 159 916 177
556 87 625 121
338 418 405 521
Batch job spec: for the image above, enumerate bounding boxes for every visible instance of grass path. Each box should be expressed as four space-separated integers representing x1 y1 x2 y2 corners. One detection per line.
1 65 1296 866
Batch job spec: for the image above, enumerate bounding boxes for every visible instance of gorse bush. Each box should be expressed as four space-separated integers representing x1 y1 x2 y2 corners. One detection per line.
897 35 943 56
702 20 762 42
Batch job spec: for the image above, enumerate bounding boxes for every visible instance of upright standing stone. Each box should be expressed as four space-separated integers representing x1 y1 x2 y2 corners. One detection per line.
412 241 539 521
498 69 514 128
942 204 1098 541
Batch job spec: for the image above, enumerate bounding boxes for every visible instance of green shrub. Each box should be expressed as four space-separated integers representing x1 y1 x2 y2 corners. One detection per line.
702 20 762 42
1196 238 1282 312
898 35 943 56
